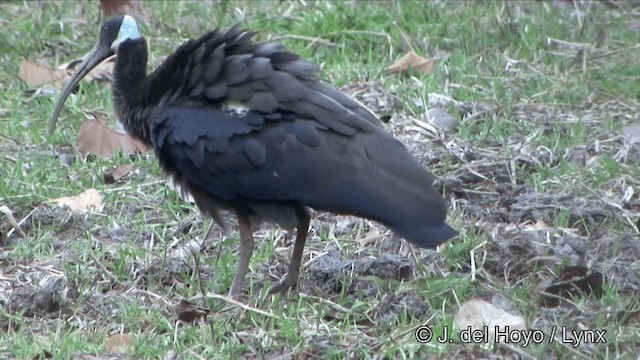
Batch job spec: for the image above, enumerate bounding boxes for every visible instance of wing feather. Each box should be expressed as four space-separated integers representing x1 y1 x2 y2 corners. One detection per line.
145 25 380 137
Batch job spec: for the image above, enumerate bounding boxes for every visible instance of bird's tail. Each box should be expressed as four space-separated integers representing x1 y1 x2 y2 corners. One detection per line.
327 177 457 248
316 133 457 248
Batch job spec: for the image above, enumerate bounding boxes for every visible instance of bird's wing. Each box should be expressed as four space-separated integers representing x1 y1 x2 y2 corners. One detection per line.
149 105 322 201
145 25 381 137
148 106 449 236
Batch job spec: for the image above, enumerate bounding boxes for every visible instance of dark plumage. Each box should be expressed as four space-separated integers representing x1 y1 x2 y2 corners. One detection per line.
49 16 457 297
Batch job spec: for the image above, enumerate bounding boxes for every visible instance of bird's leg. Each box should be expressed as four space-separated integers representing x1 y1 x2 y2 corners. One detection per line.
228 214 254 298
270 207 310 294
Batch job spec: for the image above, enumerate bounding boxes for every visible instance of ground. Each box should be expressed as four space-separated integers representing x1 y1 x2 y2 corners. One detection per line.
1 1 639 359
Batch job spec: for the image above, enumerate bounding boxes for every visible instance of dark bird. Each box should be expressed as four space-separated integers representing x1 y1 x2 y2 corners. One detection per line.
49 16 457 297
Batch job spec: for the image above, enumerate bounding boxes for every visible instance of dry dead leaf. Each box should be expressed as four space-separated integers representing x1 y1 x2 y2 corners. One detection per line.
21 56 114 93
453 298 526 338
100 0 156 27
359 228 382 242
105 333 132 353
104 163 135 184
387 51 436 75
86 59 115 82
50 188 103 213
60 56 115 83
19 59 72 89
175 299 210 324
78 115 150 159
522 219 553 232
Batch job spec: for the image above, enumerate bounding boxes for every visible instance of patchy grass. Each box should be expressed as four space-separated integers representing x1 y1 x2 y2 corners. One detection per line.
1 1 639 359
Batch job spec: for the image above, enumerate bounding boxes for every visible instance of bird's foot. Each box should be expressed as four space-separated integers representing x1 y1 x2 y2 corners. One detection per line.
228 278 246 299
268 274 298 295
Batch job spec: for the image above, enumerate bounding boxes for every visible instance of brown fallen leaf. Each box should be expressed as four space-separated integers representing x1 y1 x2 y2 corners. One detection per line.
78 115 150 159
387 51 436 75
453 298 526 337
60 56 115 83
104 163 135 184
50 188 103 213
100 0 156 28
19 59 72 89
87 59 115 82
175 299 210 324
21 56 114 93
105 333 132 353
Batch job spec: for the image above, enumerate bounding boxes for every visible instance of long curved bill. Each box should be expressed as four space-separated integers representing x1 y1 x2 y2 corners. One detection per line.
48 43 113 136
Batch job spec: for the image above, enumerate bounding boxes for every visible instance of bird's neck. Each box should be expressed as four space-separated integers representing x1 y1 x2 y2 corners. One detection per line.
112 38 152 144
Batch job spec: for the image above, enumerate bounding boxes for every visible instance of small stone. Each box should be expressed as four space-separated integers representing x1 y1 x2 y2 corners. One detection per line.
59 153 73 166
622 124 640 143
423 108 458 131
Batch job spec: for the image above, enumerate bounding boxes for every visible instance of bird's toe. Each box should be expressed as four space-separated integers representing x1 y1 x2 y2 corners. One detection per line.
268 275 298 295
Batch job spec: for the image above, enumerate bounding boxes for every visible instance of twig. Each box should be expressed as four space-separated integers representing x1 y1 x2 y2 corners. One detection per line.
1 205 27 238
270 34 337 48
191 292 275 318
393 22 414 53
87 251 119 284
470 240 488 282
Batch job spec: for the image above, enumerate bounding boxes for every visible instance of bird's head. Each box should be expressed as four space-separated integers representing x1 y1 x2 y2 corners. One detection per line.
48 15 141 135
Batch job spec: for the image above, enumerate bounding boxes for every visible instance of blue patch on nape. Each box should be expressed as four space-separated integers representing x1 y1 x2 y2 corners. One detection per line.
119 15 141 41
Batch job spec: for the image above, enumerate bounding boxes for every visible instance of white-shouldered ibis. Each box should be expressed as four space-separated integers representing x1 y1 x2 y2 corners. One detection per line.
49 15 457 298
